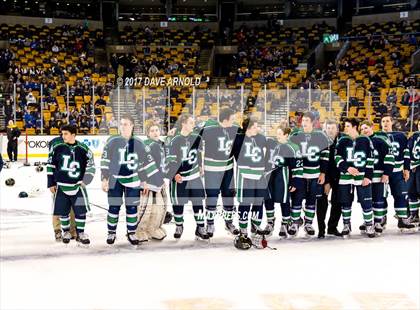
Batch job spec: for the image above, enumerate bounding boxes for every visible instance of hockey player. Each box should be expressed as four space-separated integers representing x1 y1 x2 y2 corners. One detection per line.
47 124 96 245
335 118 375 238
48 135 76 242
165 114 208 240
316 119 342 238
406 120 420 225
199 107 240 237
289 112 330 236
136 123 168 241
360 120 395 235
264 125 303 238
379 115 414 229
101 115 164 246
230 116 268 240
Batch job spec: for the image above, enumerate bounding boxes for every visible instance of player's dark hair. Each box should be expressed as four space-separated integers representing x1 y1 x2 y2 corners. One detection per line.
381 114 393 120
344 117 360 128
61 124 77 135
219 107 234 123
121 114 135 125
303 111 315 122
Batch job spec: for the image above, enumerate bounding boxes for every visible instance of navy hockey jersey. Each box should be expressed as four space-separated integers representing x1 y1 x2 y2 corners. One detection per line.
165 133 203 181
407 132 420 170
144 138 165 173
231 133 267 181
100 135 163 191
47 141 96 195
266 137 303 188
289 129 330 179
335 134 374 186
376 131 409 173
200 123 239 172
370 133 395 183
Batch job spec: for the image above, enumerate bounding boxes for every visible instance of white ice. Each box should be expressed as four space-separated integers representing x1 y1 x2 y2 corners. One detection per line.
0 161 419 310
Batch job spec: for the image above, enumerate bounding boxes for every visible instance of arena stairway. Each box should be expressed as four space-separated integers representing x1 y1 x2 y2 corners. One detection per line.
198 49 212 72
109 89 143 136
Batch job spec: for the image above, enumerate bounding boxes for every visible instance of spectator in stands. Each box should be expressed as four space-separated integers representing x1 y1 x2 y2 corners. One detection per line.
26 90 37 106
108 116 118 129
95 95 106 107
4 99 13 123
386 90 397 106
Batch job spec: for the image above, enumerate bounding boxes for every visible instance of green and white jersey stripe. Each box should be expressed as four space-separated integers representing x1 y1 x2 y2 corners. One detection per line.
57 181 82 196
204 157 234 172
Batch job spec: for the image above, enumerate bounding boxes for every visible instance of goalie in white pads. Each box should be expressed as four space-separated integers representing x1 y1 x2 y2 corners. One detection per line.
136 123 168 242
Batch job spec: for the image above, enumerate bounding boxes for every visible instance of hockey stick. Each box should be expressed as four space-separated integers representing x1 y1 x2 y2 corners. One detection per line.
89 202 109 211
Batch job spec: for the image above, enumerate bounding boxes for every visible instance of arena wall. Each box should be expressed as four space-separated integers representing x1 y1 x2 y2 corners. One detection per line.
0 15 103 29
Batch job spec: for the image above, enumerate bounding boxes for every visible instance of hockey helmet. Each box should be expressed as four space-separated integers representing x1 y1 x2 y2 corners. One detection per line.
18 191 28 198
234 234 253 250
164 211 173 224
5 178 15 186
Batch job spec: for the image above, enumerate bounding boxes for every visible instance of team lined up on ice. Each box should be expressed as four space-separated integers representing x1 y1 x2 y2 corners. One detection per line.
42 108 420 246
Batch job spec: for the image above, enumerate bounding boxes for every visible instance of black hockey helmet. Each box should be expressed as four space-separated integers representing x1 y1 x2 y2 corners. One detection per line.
5 178 15 186
234 234 253 250
19 191 28 198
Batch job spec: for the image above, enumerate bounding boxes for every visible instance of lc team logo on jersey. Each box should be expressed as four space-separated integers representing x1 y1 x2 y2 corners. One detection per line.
244 142 262 162
61 155 81 178
390 141 400 157
218 137 233 156
346 148 367 168
181 147 198 165
300 142 320 162
118 148 139 170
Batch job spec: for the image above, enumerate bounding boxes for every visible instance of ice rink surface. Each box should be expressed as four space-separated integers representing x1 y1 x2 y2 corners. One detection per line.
0 161 419 310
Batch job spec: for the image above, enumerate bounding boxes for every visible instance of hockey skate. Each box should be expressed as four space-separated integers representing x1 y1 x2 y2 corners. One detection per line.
381 215 387 230
239 227 248 237
398 218 416 233
54 230 62 242
225 221 239 235
359 223 366 234
263 219 275 236
408 214 419 227
365 224 375 238
174 224 184 239
342 223 351 238
206 223 215 238
127 232 140 246
195 226 209 241
76 232 90 246
62 231 72 244
287 223 299 238
374 223 383 235
278 223 288 239
106 232 116 245
251 222 266 236
303 223 315 237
